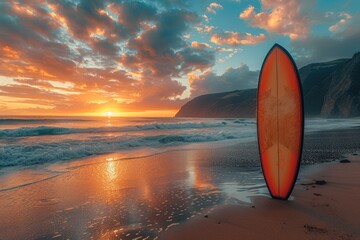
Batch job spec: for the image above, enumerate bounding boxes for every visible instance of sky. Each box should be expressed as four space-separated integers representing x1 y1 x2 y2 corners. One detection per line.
0 0 359 117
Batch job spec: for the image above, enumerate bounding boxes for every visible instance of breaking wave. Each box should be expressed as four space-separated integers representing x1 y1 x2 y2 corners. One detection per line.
0 122 230 138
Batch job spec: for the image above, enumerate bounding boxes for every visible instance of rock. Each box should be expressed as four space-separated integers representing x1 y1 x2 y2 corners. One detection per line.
315 180 327 185
339 159 351 163
304 224 327 233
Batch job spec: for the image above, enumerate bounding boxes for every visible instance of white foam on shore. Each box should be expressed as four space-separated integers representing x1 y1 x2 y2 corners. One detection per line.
0 121 233 138
0 118 358 168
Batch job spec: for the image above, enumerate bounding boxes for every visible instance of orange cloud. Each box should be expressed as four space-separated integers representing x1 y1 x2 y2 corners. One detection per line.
328 12 352 32
1 46 20 59
206 3 223 14
191 41 212 49
240 0 310 40
211 31 266 46
195 25 214 33
0 1 214 116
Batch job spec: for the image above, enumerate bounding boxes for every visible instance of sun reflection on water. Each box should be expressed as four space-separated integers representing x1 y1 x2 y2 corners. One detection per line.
106 157 117 181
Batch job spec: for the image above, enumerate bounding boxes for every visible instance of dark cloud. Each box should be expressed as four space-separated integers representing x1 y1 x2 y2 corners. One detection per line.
177 47 215 72
110 1 157 34
51 0 113 40
126 9 212 78
78 0 105 14
291 13 360 67
90 38 121 57
129 9 197 54
189 64 259 97
0 3 55 48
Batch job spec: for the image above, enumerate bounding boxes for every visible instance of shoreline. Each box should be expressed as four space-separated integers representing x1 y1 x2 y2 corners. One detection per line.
159 154 360 240
1 124 359 189
1 119 359 172
0 138 250 192
0 127 359 239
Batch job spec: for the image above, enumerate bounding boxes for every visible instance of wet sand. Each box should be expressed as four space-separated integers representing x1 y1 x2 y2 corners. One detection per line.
160 154 360 240
0 143 266 240
0 128 359 240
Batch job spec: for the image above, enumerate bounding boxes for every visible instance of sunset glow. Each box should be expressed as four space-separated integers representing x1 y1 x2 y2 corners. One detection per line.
0 0 358 117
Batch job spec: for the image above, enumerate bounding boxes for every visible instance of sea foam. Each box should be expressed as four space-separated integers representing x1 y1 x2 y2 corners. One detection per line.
0 118 358 168
0 121 229 138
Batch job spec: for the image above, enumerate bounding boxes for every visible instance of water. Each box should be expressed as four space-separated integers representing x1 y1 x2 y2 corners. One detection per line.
0 116 359 168
0 116 359 239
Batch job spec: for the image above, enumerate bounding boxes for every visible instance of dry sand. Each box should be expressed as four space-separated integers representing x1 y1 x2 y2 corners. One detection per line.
160 155 360 240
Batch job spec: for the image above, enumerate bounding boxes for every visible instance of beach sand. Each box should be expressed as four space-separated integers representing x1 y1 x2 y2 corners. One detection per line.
0 128 359 239
160 154 360 240
0 142 264 240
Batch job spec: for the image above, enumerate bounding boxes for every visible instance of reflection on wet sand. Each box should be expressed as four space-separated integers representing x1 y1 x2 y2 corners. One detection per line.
0 145 265 240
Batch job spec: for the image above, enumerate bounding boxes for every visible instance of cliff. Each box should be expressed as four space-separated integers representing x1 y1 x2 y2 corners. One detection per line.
175 53 360 118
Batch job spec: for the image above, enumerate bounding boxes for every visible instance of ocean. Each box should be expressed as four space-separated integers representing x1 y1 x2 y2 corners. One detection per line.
1 116 359 168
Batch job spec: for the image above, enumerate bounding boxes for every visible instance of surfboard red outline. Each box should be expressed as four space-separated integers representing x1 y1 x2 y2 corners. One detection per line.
257 43 304 200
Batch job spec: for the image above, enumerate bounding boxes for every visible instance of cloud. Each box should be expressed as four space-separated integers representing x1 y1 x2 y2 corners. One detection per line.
0 0 215 115
126 9 212 78
216 47 240 63
202 14 209 22
328 12 351 33
211 31 266 46
90 38 121 57
206 3 223 14
195 25 214 33
291 13 360 67
216 47 240 57
0 84 67 102
292 32 360 67
191 41 212 49
108 1 157 34
240 0 312 40
178 47 215 72
189 64 259 97
50 0 115 41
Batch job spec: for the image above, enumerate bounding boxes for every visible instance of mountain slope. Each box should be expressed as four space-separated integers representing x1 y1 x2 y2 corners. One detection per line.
320 54 360 117
175 53 360 118
175 89 256 118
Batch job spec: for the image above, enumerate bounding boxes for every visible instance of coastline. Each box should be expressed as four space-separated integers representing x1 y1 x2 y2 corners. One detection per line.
159 154 360 240
0 126 359 239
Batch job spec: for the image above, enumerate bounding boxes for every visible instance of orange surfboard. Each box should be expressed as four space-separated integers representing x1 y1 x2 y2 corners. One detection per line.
257 44 304 200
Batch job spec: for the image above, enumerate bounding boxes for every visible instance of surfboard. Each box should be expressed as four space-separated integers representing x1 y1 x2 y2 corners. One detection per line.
257 43 304 200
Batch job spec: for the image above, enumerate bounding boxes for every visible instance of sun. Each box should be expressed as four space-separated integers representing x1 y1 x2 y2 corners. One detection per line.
105 111 113 117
